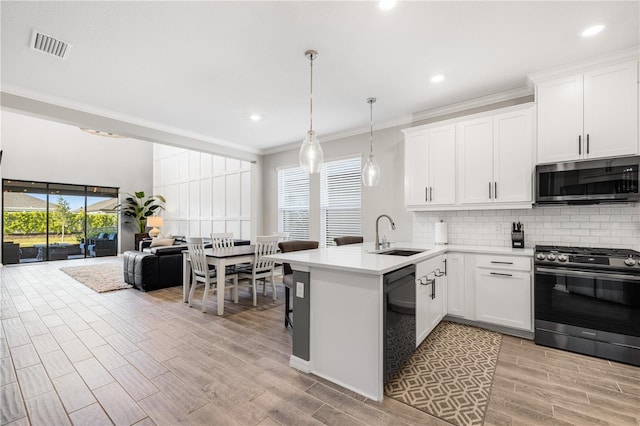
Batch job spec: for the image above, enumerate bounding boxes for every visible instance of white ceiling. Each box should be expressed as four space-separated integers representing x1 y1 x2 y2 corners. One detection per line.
1 1 638 156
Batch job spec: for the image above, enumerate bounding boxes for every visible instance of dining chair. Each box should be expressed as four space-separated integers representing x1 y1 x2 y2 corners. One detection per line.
186 237 238 313
273 231 290 242
236 235 280 306
211 232 234 248
278 240 319 328
272 232 290 276
334 236 364 246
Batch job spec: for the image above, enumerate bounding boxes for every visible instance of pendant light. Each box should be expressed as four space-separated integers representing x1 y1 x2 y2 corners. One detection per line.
362 97 381 186
299 50 324 174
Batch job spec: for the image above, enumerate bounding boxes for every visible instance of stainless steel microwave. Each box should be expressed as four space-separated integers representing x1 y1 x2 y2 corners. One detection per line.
535 156 640 204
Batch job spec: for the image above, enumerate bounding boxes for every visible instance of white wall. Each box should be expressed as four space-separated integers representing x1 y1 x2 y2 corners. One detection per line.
262 126 413 243
0 110 153 252
413 205 640 251
153 144 255 240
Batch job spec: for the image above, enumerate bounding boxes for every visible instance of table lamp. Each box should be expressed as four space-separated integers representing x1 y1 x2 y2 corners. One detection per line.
147 216 163 238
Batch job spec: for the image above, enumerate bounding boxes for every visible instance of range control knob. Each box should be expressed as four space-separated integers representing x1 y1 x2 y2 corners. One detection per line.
536 253 546 260
547 254 556 261
558 254 568 262
624 256 637 267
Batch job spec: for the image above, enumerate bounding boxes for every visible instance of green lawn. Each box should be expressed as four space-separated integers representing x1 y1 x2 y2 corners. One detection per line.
4 234 83 247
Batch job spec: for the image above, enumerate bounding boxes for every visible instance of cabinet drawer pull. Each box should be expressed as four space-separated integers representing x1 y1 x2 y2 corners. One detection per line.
490 261 513 264
490 272 513 277
578 135 582 155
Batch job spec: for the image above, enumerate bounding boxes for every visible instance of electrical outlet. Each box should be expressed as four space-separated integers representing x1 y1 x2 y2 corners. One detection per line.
296 281 304 298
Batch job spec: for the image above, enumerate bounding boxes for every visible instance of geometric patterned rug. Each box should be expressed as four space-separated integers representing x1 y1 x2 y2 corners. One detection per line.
385 321 502 426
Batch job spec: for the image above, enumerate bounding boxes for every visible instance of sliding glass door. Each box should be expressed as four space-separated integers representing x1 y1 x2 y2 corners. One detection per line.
2 179 118 264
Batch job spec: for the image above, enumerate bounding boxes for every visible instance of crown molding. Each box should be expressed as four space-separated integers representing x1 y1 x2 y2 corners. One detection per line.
528 46 640 83
261 114 414 156
411 85 533 123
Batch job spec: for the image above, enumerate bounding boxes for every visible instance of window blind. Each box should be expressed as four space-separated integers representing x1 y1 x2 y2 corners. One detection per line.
321 157 362 247
277 167 310 240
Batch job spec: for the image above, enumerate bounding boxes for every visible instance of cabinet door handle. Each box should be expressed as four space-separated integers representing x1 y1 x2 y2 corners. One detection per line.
431 278 436 300
586 134 590 154
490 272 513 277
443 259 447 276
430 187 433 202
578 135 582 155
491 261 513 264
494 182 497 199
425 187 428 202
488 182 492 199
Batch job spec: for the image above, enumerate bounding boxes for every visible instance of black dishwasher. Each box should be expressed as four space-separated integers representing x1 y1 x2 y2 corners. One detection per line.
383 264 416 383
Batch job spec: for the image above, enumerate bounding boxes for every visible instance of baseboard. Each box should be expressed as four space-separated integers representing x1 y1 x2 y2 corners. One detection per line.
289 355 311 373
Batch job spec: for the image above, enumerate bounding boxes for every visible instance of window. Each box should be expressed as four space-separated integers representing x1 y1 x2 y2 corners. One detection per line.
277 166 310 240
321 156 362 247
2 179 118 264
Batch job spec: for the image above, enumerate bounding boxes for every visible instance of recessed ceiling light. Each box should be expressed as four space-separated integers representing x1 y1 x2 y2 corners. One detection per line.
378 0 397 11
79 128 125 138
581 24 605 37
250 114 262 121
430 74 445 83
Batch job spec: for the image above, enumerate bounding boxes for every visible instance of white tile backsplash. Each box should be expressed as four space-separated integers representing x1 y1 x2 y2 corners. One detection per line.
413 204 640 251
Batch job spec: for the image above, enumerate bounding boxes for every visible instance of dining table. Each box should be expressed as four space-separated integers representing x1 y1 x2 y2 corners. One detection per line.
182 244 256 315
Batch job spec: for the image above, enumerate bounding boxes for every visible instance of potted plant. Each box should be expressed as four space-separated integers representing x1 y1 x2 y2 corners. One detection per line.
118 191 166 249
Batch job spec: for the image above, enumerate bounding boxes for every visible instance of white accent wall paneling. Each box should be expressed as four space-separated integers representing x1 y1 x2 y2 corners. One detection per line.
153 146 254 240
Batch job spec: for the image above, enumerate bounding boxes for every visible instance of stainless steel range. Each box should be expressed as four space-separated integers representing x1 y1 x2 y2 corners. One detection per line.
534 245 640 366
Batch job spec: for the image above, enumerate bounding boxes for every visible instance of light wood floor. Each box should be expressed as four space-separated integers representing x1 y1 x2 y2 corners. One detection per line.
1 258 639 426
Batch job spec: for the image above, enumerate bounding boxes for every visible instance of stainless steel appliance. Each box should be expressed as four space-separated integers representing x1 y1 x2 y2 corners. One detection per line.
535 155 640 204
383 264 416 383
534 245 640 366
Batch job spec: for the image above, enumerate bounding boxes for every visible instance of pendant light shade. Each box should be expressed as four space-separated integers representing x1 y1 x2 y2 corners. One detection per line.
299 50 324 174
299 130 323 174
362 97 381 187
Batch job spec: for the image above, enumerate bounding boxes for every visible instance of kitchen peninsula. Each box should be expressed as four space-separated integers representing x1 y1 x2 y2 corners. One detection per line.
266 242 533 401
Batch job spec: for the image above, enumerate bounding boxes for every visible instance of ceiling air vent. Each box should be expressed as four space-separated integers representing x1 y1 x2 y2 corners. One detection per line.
30 30 71 59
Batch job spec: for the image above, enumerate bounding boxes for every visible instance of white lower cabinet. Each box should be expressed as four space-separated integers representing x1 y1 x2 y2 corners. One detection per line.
416 255 447 346
474 254 532 331
445 253 465 318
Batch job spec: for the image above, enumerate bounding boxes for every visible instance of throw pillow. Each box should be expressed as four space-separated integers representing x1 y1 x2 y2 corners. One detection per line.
150 238 175 247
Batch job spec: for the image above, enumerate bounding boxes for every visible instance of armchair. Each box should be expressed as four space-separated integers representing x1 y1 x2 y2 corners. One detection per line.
88 233 117 257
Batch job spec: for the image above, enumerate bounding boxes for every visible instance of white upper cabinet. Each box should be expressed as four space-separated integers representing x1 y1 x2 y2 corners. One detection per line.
404 130 430 207
403 125 456 209
404 104 533 211
493 109 534 203
537 60 639 164
457 117 493 204
427 126 457 205
458 106 534 206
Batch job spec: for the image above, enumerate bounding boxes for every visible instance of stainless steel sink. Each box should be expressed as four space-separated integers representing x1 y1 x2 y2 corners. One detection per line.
374 248 427 257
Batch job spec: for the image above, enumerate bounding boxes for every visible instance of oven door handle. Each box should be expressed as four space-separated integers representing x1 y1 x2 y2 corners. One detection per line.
535 267 640 282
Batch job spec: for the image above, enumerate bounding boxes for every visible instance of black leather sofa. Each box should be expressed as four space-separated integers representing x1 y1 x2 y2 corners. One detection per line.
123 244 187 292
124 238 250 292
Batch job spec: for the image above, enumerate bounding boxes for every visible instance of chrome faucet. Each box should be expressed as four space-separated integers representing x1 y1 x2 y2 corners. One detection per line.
375 214 396 250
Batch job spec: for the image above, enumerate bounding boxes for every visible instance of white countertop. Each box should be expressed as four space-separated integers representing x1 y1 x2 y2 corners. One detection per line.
266 242 533 275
